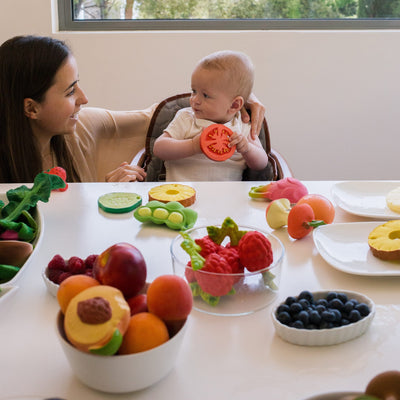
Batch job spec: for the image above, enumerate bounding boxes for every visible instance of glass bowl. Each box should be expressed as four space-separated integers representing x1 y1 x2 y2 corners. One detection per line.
170 225 284 316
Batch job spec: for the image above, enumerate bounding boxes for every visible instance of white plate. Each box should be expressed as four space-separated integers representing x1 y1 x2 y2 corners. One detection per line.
331 181 400 219
0 193 44 290
301 392 362 400
313 221 400 276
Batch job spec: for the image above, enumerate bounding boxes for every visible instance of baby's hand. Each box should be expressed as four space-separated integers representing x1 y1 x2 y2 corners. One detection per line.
229 132 250 155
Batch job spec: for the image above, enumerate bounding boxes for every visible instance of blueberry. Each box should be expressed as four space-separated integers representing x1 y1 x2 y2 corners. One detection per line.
277 311 292 325
320 321 334 329
355 303 370 316
292 320 305 329
341 318 350 326
326 292 338 301
298 290 314 303
322 310 336 322
277 304 290 314
348 309 362 322
331 309 342 322
329 298 344 311
289 302 303 315
298 310 309 325
343 300 355 314
299 298 310 310
315 304 327 315
285 296 297 306
309 310 322 325
316 298 328 307
337 293 348 304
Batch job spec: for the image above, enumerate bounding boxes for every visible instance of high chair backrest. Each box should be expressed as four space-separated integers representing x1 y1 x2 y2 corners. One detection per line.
140 93 291 182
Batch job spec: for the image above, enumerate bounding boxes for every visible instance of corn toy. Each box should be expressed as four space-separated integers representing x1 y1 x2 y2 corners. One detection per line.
249 177 308 204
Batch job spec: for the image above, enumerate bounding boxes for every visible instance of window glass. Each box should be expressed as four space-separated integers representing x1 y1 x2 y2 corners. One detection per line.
59 0 400 30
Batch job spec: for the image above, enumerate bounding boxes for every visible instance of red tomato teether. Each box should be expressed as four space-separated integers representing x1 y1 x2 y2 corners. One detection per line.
200 124 236 161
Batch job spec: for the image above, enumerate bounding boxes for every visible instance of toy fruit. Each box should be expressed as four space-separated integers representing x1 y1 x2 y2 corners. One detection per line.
63 285 130 355
148 184 196 207
44 166 68 191
368 220 400 260
147 275 193 322
249 177 308 203
238 231 273 272
98 192 142 214
287 203 326 239
364 370 400 400
93 243 147 299
386 186 400 213
266 198 291 229
297 194 335 224
200 124 235 161
127 293 148 316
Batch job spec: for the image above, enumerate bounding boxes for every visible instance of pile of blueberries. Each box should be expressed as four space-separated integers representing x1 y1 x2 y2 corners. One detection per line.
276 290 371 330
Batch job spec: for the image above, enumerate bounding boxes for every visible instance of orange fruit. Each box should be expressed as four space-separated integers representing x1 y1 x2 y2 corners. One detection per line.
57 274 100 314
118 312 169 354
297 194 335 224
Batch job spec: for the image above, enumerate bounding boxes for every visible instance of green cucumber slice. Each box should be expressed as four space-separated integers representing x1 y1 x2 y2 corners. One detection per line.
98 192 142 214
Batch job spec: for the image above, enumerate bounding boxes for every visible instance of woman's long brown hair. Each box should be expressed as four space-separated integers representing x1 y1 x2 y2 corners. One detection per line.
0 35 81 183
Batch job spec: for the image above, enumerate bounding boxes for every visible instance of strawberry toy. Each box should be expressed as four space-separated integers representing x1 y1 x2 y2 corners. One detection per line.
238 231 273 272
44 166 68 191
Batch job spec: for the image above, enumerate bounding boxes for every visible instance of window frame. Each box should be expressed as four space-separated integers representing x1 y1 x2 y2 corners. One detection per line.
58 0 400 31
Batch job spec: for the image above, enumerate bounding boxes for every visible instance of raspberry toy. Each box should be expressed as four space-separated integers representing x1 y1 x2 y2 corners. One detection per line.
195 253 234 297
195 236 221 257
238 231 273 272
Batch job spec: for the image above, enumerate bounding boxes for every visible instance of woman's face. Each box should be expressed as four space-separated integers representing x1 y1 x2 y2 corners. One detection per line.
29 55 88 139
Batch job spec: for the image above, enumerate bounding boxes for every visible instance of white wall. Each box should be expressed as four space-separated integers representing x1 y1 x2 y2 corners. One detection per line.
1 0 399 180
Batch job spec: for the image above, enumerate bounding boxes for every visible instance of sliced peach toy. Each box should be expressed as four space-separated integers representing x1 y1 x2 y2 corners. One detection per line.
64 285 130 355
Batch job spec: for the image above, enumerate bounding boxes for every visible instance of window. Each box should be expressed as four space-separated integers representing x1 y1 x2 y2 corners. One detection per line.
58 0 400 30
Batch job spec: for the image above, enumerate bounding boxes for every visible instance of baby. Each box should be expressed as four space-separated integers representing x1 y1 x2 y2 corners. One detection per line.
153 50 269 181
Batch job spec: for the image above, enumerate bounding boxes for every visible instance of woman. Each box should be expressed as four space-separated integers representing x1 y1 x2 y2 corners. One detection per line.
0 35 265 183
0 35 152 183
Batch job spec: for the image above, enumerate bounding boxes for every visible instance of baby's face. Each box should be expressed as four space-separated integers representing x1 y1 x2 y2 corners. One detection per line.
190 66 236 123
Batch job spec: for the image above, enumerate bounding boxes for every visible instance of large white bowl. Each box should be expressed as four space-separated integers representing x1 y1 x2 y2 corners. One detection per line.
170 225 284 316
56 312 188 393
272 290 375 346
0 193 44 295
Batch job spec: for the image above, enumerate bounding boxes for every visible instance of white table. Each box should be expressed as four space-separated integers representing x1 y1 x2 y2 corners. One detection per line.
0 181 399 400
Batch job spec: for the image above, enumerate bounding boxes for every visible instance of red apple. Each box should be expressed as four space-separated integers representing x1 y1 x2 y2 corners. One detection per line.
93 243 147 298
127 293 148 316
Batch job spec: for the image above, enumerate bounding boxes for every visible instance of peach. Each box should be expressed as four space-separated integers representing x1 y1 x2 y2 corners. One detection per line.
147 275 192 322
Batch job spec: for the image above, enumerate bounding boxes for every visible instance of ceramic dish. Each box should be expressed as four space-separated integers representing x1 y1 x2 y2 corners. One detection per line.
170 225 285 316
42 268 59 297
301 392 362 400
56 311 188 393
271 290 375 346
313 221 400 276
331 181 400 219
0 193 44 294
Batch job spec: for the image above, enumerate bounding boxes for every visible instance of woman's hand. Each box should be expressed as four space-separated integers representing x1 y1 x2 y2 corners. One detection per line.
240 93 266 140
105 162 147 182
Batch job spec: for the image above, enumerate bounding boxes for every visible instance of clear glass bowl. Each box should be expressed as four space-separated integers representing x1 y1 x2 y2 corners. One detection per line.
170 225 284 316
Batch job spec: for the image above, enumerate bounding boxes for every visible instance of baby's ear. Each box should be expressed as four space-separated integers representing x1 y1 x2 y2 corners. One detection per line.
230 96 244 113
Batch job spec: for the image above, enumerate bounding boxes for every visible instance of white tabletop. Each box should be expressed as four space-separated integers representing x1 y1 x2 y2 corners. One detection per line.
0 181 399 400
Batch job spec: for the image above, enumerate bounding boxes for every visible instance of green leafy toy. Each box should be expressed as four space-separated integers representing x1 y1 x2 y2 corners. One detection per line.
0 172 65 242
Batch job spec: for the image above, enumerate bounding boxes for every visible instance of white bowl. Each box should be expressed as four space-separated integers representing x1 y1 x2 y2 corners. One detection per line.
272 290 375 346
56 312 188 393
170 225 284 316
42 267 59 297
0 193 44 291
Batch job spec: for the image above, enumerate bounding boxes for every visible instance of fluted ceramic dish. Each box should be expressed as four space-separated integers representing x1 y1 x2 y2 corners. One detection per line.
272 290 375 346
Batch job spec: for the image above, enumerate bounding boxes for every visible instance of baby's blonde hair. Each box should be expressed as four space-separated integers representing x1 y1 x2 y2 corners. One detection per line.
197 50 254 101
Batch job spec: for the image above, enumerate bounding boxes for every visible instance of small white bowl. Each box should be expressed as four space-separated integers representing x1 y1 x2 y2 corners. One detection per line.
42 267 59 297
56 312 188 393
272 290 375 346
